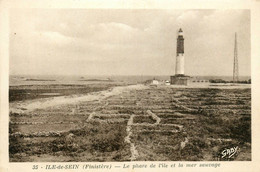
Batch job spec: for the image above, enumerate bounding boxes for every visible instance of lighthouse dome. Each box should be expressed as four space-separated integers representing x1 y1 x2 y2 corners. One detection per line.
178 28 183 36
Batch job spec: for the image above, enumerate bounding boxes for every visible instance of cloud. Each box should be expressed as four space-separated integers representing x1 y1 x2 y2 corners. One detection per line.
87 22 141 44
36 31 72 45
9 9 250 76
176 10 200 26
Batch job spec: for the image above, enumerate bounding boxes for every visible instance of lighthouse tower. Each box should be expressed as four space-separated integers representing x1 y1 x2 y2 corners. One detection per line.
175 28 185 75
170 28 190 85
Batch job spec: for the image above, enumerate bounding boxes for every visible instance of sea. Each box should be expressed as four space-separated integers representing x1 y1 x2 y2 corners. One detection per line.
9 75 251 86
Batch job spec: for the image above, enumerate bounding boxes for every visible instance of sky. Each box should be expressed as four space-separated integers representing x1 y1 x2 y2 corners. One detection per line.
9 9 250 76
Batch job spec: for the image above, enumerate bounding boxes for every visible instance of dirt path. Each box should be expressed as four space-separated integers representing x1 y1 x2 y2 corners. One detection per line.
10 84 148 114
125 115 139 161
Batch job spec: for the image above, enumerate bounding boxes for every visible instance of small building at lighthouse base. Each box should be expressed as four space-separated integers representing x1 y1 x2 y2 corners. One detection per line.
170 75 190 86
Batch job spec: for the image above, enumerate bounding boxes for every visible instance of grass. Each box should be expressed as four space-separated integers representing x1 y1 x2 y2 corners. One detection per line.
133 115 156 124
9 86 251 161
9 122 130 162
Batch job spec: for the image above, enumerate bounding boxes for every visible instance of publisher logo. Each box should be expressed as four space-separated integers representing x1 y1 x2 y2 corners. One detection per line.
218 146 239 161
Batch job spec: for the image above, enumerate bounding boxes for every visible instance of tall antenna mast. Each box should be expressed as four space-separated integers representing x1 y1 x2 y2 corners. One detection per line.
233 33 239 83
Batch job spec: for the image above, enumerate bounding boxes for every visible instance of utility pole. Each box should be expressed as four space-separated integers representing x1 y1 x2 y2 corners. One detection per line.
233 33 239 83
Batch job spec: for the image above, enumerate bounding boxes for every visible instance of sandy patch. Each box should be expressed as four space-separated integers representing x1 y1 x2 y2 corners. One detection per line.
10 84 148 114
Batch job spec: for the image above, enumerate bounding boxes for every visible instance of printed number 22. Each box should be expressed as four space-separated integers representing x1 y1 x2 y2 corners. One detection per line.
32 165 38 170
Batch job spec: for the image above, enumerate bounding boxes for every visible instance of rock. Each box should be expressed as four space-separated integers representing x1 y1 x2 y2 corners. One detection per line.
180 137 189 149
65 133 74 141
212 146 219 152
205 140 211 146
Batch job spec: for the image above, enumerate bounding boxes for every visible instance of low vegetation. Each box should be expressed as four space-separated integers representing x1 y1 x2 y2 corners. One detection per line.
9 85 251 161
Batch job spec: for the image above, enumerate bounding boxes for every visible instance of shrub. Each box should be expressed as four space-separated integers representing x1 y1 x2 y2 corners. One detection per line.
90 124 126 152
229 117 251 143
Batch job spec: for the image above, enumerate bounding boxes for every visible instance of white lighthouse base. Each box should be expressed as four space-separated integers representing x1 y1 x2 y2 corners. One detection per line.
175 54 184 75
170 75 190 86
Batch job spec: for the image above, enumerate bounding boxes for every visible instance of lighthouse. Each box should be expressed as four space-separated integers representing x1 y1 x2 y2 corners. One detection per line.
170 28 190 85
175 28 185 75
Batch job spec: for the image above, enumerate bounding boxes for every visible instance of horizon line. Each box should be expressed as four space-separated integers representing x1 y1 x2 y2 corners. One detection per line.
9 74 251 77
